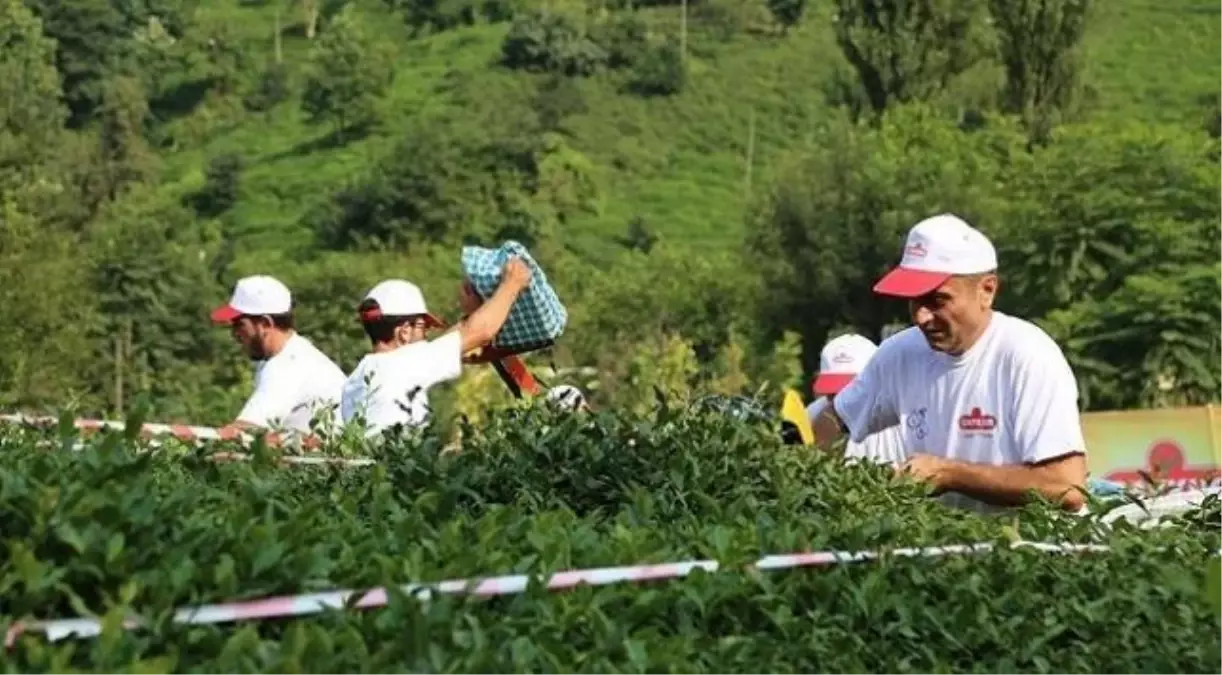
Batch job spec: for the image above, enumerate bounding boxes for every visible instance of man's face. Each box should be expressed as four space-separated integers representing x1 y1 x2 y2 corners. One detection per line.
393 317 429 346
230 316 270 360
907 274 998 355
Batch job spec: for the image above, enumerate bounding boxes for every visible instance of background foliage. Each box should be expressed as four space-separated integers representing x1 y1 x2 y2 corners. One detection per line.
1 407 1219 671
0 2 1219 668
0 0 1217 432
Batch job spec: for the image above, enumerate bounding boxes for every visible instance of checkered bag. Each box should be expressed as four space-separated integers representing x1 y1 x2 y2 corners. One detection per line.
461 240 568 351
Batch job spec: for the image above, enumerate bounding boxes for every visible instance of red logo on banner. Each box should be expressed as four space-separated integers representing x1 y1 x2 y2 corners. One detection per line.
1105 439 1221 488
958 407 997 432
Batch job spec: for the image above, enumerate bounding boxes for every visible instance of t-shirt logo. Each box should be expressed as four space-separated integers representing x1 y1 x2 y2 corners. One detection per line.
958 407 997 432
905 406 928 440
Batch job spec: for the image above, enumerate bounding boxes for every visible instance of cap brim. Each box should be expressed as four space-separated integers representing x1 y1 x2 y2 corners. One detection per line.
872 267 952 298
812 373 855 395
357 309 447 329
210 305 241 324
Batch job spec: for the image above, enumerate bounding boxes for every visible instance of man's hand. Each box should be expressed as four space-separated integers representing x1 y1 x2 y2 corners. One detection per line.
502 257 532 291
458 280 483 317
895 452 1088 511
896 454 953 492
453 256 534 355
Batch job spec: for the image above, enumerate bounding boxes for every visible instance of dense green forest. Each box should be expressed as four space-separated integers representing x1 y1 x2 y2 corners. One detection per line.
1 0 1219 429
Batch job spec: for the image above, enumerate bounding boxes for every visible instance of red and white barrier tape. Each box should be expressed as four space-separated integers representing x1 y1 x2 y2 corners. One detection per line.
206 451 376 468
4 540 1112 646
0 413 251 444
0 414 374 468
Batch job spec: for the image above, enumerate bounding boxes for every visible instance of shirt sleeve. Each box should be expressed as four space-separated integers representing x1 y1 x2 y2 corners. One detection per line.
236 360 302 429
831 344 899 444
413 331 464 389
1008 335 1087 464
340 369 363 424
806 397 828 425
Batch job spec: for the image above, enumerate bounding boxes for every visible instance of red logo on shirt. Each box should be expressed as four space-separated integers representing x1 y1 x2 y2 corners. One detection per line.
904 242 928 258
958 407 997 432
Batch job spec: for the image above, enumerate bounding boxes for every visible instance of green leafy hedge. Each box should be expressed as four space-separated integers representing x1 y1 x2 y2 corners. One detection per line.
1 404 1218 672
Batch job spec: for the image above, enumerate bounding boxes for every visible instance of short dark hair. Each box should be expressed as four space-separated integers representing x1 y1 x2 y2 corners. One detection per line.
358 298 412 344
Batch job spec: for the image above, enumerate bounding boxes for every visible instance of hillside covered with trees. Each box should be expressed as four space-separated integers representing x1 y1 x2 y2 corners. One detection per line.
1 0 1219 427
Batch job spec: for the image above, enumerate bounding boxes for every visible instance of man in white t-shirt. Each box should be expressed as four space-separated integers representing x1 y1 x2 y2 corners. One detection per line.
211 275 347 437
341 257 532 437
807 333 905 466
810 213 1089 513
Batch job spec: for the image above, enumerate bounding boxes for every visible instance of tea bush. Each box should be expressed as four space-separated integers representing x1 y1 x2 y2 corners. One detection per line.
1 404 1218 672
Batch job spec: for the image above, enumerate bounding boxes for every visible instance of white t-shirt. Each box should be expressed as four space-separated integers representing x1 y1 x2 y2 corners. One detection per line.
832 311 1086 513
807 396 906 467
341 331 464 437
237 333 347 435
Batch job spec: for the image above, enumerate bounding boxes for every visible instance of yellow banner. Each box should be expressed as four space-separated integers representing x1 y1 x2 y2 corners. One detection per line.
780 389 814 445
1211 405 1221 461
1083 405 1221 486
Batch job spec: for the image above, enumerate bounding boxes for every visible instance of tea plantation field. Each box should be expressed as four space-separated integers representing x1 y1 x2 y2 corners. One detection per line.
1 405 1219 672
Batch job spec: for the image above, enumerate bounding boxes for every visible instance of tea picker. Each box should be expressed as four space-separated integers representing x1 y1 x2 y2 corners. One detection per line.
809 213 1089 514
209 275 348 444
800 333 906 466
341 241 575 438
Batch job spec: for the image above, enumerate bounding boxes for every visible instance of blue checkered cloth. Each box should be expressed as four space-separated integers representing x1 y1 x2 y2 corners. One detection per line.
461 240 568 350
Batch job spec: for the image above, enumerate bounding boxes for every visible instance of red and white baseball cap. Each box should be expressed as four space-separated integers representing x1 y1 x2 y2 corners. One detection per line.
811 333 878 395
211 275 293 324
359 279 444 328
873 213 998 298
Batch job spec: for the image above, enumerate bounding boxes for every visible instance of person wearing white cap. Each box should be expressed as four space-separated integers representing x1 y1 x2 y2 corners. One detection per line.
810 213 1089 513
341 257 533 436
806 333 905 467
211 275 347 437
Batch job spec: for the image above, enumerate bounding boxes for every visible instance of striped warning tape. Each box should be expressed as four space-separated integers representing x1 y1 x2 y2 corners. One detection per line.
25 440 376 468
206 451 376 468
3 540 1112 646
0 413 334 450
1 414 375 468
0 413 254 444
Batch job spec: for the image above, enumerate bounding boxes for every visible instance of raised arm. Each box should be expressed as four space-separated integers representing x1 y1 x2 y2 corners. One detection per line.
452 256 533 355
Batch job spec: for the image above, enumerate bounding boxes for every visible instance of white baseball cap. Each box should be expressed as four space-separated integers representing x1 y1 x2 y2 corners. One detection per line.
211 275 293 324
811 333 878 395
359 279 443 328
873 213 998 298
